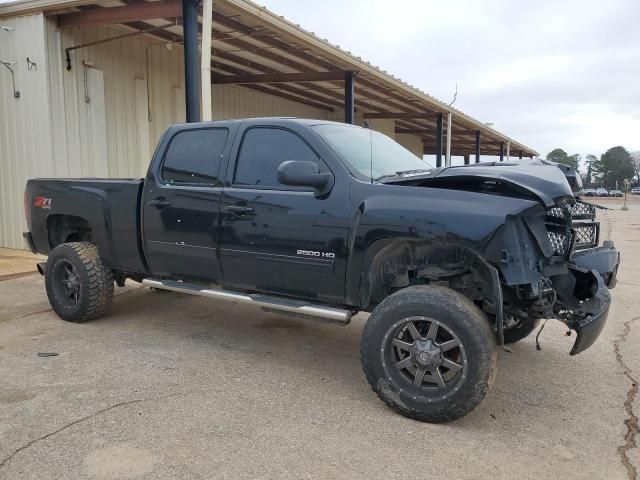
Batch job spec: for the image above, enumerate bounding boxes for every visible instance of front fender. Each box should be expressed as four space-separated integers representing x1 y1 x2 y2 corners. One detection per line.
483 206 547 286
345 185 540 305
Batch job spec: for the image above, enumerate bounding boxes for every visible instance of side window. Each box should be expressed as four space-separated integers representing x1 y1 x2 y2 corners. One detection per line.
161 128 228 185
234 128 321 188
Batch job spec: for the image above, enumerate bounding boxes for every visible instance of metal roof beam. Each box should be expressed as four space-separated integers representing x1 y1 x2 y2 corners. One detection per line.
241 84 334 112
211 70 345 84
211 61 339 110
396 128 475 137
364 112 437 119
57 0 181 28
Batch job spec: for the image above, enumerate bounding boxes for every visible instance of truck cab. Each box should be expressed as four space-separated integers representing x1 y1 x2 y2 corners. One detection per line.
141 118 352 303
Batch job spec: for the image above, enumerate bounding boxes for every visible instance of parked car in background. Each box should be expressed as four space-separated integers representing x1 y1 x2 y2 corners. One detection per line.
609 189 623 197
596 188 609 197
582 188 597 197
631 187 640 195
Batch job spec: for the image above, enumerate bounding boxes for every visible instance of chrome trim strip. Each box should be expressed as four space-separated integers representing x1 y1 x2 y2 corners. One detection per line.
142 278 351 323
220 248 334 267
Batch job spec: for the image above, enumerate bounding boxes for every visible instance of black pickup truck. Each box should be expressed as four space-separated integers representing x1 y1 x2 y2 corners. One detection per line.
24 118 619 423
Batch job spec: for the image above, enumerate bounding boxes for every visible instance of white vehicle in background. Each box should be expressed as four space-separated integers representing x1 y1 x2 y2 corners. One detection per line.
609 190 624 198
596 188 609 197
631 187 640 195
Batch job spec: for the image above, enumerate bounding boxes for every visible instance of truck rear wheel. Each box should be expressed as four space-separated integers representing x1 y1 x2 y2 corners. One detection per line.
45 242 113 322
360 285 497 423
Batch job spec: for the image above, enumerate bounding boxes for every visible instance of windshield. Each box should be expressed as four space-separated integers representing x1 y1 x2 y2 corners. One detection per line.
312 124 433 181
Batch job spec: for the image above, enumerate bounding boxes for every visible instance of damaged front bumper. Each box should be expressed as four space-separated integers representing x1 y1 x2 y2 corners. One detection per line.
572 240 619 288
565 269 611 355
552 241 619 355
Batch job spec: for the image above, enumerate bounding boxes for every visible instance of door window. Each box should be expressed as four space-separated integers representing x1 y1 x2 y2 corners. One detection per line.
161 128 228 185
234 128 322 189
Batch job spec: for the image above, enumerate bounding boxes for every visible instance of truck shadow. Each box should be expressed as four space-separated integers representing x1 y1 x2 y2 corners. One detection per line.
105 287 607 429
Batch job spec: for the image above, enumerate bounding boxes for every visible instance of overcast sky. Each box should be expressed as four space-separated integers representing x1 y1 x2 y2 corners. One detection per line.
259 0 640 160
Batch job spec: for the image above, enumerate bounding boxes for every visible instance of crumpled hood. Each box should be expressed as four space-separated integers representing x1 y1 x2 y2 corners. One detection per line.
383 159 577 208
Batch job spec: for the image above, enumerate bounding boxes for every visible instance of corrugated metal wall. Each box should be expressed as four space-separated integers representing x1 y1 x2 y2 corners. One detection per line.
48 21 331 180
0 13 53 249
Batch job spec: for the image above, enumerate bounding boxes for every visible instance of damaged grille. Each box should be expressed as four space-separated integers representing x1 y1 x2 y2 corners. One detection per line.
545 201 599 256
546 225 573 256
546 200 596 221
573 222 599 250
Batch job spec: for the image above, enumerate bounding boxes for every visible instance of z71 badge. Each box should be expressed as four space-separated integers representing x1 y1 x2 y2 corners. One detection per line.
297 249 335 259
33 196 52 209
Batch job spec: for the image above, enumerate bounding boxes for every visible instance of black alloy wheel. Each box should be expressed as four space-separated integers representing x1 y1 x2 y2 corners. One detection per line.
382 316 468 402
361 285 497 423
51 259 81 307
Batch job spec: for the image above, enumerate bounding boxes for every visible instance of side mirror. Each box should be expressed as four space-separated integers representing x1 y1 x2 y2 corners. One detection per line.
277 160 332 190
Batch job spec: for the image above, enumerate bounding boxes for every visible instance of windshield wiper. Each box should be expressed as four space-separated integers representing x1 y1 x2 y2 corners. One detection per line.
373 168 431 182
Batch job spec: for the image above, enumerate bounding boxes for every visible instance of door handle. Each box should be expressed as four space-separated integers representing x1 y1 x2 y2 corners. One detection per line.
225 204 253 214
147 197 171 208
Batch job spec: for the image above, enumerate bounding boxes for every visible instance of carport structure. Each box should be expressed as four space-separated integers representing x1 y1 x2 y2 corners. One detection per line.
25 0 535 165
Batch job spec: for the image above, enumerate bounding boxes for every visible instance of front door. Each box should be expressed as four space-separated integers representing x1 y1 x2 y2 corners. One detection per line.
219 126 349 303
142 127 230 281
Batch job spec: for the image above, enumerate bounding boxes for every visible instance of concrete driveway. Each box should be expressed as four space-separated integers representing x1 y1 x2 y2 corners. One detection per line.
1 201 638 479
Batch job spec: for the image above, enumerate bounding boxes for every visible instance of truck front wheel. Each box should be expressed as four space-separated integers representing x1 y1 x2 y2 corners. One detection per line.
45 242 114 322
360 285 497 423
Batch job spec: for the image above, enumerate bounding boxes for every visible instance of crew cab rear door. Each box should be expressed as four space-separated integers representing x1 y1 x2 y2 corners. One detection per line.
142 125 234 281
219 123 350 303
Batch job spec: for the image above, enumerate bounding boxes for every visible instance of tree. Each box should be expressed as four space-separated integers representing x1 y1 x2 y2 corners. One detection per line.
631 151 640 186
592 146 635 189
546 148 579 169
570 153 581 170
584 154 597 186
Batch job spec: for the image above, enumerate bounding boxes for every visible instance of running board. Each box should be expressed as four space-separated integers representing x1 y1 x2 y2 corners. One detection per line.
142 278 352 324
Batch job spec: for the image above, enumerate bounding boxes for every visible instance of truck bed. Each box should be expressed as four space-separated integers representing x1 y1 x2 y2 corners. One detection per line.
25 178 147 273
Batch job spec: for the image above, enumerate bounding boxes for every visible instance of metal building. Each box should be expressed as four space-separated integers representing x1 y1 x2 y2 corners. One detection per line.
0 0 537 249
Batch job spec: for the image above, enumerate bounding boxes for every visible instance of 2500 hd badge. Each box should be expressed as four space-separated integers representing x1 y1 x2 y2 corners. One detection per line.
23 118 619 423
297 249 335 258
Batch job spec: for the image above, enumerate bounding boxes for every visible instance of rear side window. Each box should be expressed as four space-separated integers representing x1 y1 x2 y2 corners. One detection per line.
234 128 321 188
161 128 228 185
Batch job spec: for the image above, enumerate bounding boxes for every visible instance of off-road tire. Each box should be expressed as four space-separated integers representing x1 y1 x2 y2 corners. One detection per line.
361 285 497 423
503 318 540 344
45 242 113 322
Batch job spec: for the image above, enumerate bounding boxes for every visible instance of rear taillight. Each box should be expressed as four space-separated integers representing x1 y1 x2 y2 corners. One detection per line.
24 189 30 228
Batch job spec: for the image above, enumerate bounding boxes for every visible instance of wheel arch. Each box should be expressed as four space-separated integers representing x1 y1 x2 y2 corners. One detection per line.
47 214 93 247
41 188 116 266
355 238 504 344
